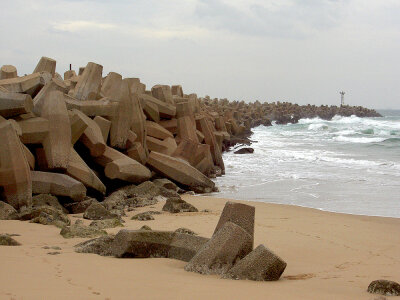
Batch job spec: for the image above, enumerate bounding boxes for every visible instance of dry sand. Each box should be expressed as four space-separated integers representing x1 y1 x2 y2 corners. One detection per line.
0 195 399 300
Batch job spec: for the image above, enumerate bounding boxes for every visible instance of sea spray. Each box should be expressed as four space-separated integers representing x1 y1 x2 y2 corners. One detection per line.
211 114 400 218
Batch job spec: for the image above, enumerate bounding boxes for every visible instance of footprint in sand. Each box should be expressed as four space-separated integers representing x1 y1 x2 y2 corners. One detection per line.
283 273 315 280
321 275 340 279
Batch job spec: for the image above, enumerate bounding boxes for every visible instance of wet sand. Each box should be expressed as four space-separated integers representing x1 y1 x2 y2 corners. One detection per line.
0 195 399 300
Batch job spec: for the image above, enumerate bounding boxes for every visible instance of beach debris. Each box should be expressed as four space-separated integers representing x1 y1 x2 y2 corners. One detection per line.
184 221 253 275
111 229 209 262
0 234 21 246
368 280 400 296
223 244 287 281
162 197 198 213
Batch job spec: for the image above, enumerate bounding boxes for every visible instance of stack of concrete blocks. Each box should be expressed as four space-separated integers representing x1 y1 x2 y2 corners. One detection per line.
185 201 287 281
1 56 244 210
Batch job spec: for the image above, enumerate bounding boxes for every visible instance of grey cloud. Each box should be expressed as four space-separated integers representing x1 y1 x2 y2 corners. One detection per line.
194 0 349 38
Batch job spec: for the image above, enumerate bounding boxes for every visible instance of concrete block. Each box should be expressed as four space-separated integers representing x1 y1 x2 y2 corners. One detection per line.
31 171 86 201
0 121 32 209
69 62 103 100
184 222 253 275
224 244 287 281
0 65 17 80
33 56 56 76
40 91 71 170
0 91 33 118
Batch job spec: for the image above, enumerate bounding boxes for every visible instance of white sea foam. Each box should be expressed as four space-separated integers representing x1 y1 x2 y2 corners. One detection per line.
212 114 400 218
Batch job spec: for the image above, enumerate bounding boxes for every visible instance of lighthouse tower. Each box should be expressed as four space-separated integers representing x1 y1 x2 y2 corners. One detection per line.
340 91 345 106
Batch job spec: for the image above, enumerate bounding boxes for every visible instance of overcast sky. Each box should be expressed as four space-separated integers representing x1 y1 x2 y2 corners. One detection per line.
1 0 399 109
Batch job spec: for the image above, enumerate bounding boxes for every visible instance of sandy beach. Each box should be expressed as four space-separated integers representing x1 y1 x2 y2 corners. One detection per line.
1 195 399 300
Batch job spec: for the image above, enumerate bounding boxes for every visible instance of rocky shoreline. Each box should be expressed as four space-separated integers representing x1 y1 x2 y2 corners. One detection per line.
0 57 396 293
0 57 381 209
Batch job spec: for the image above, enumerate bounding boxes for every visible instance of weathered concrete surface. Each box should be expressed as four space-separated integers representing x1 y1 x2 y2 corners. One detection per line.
17 117 49 144
147 151 215 193
31 171 86 201
110 80 133 149
69 62 103 100
32 78 67 115
76 110 106 157
41 91 71 170
184 222 253 275
0 72 50 96
199 117 225 175
0 121 32 209
33 56 56 76
130 92 148 155
64 96 118 117
0 65 17 80
0 91 33 118
146 121 174 140
213 201 255 247
126 142 147 165
69 109 89 144
151 85 174 105
93 116 111 143
66 148 106 195
139 94 176 119
100 72 122 100
94 146 151 183
112 229 209 262
224 244 287 281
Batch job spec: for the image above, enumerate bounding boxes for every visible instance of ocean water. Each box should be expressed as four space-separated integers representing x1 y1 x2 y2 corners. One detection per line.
210 110 400 218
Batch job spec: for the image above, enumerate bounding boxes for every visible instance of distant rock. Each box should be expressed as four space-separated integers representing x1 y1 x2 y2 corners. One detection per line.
234 147 254 154
0 234 20 246
162 197 198 213
368 280 400 296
